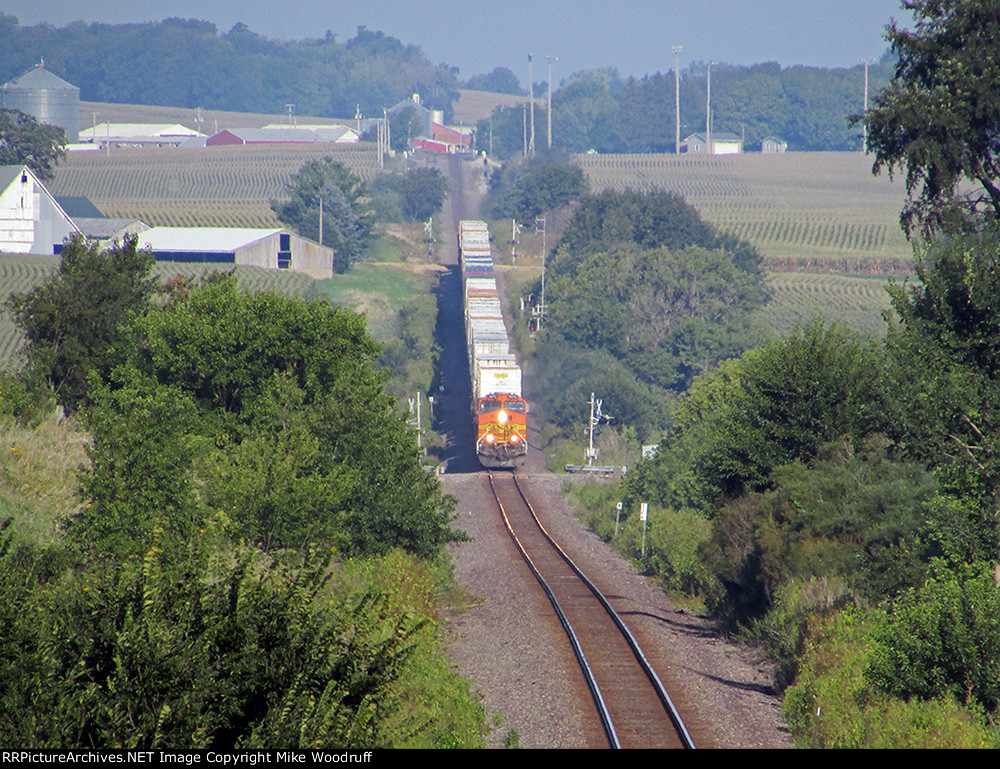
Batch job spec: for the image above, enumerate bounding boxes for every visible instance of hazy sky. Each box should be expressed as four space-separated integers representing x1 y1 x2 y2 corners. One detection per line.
4 0 913 82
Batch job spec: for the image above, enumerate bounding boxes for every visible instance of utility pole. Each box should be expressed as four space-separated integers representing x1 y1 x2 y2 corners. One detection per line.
861 57 876 153
536 217 547 328
522 103 527 157
528 54 535 156
673 45 682 155
545 55 557 149
706 62 716 155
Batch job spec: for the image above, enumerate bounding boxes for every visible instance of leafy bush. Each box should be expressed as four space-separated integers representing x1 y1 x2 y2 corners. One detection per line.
866 566 1000 711
783 608 996 748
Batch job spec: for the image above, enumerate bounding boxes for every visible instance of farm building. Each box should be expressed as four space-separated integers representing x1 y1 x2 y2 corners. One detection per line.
207 126 358 147
77 123 205 149
683 132 743 155
1 63 80 142
761 136 788 153
135 227 333 274
0 165 79 254
73 218 150 248
260 124 360 143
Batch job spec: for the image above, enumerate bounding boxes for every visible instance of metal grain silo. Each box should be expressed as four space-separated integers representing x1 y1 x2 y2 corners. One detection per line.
1 64 80 142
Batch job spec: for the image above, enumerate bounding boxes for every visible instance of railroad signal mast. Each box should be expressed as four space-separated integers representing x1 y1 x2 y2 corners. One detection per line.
586 392 619 466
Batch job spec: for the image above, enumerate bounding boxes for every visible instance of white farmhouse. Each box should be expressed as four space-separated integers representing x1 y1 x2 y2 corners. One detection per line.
0 165 79 254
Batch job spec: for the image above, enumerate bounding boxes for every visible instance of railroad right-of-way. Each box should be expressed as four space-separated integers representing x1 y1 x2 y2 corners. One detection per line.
436 155 792 749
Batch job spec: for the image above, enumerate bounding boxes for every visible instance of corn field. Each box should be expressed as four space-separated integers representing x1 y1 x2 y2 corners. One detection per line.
50 144 381 228
577 152 913 269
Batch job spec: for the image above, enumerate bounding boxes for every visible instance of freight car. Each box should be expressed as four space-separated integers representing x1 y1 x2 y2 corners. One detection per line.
459 220 528 468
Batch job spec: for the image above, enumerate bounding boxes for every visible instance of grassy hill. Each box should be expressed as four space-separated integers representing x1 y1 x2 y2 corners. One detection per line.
577 152 914 273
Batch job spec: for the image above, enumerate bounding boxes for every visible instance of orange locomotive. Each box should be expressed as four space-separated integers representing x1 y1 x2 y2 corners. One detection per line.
459 219 528 469
476 392 528 468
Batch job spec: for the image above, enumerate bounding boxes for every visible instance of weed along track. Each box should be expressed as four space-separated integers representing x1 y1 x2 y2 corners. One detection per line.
488 471 697 749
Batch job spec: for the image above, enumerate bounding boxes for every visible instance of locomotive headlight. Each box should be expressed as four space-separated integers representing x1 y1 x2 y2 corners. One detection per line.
485 433 496 443
497 409 508 424
510 434 519 443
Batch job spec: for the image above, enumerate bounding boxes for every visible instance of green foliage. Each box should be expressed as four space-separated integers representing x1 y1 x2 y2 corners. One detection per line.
529 341 673 444
369 167 448 223
51 271 452 561
556 188 763 274
485 152 587 221
0 18 460 120
860 0 1000 235
0 108 66 181
0 527 430 749
5 235 156 413
271 158 375 273
464 67 524 95
543 244 767 394
782 608 996 748
867 565 1000 710
690 322 892 502
73 375 204 559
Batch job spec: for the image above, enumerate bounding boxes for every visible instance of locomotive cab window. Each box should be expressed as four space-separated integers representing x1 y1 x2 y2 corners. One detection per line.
479 400 503 413
504 400 526 413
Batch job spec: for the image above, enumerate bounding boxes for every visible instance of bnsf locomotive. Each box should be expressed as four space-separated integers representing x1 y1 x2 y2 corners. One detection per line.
459 220 528 468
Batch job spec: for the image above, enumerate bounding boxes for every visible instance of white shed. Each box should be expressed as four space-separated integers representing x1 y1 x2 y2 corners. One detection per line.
136 227 334 275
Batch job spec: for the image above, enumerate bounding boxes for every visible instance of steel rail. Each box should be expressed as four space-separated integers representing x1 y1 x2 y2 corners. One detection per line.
487 471 622 749
509 471 697 750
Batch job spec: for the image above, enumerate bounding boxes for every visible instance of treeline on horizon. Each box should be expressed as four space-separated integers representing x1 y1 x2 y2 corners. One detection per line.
0 14 891 153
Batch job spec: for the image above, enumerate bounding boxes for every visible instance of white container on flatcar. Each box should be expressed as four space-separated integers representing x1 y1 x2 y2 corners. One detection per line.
474 357 522 398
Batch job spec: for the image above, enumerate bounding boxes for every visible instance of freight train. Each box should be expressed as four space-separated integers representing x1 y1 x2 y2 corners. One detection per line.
458 220 528 468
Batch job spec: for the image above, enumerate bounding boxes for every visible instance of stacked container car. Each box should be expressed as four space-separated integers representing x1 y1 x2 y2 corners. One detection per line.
458 220 528 468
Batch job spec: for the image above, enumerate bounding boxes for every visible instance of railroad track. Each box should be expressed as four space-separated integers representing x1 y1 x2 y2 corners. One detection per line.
487 471 697 750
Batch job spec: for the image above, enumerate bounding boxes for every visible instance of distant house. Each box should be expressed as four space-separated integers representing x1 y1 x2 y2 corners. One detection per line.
0 165 79 254
682 132 743 155
136 227 334 274
761 136 788 153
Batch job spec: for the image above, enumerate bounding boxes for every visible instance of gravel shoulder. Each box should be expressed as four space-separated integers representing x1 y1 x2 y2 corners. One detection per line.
440 471 794 749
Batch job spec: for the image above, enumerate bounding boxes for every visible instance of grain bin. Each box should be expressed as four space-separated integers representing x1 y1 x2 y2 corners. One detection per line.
1 64 80 142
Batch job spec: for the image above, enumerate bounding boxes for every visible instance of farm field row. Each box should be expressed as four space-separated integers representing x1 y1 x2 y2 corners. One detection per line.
0 255 320 371
577 152 914 271
756 271 896 338
49 144 381 228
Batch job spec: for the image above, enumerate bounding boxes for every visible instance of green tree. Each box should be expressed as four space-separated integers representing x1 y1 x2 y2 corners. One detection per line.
0 108 66 181
485 151 587 221
369 166 447 222
5 234 157 413
634 322 894 510
464 67 524 95
543 244 767 393
84 275 455 559
859 0 1000 235
555 188 762 273
271 158 375 273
